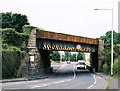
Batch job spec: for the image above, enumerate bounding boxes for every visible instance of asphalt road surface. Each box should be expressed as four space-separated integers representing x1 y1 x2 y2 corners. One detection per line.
2 62 108 90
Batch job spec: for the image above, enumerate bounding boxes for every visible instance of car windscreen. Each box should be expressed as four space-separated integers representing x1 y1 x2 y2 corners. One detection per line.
78 62 85 65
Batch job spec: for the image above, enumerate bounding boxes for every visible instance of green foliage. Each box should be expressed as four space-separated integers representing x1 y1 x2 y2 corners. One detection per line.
52 51 60 61
51 61 60 64
113 60 120 75
2 43 9 50
62 52 84 61
70 54 76 61
102 63 110 74
77 52 84 60
1 12 31 79
62 55 66 61
64 52 69 61
100 31 120 45
103 47 119 66
118 33 120 44
1 28 28 48
2 51 26 79
100 30 120 75
113 46 120 59
1 12 29 32
63 52 71 61
22 25 36 34
6 46 21 51
103 49 111 66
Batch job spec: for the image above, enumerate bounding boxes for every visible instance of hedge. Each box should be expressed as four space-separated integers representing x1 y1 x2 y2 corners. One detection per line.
2 51 26 79
1 28 28 47
102 63 110 74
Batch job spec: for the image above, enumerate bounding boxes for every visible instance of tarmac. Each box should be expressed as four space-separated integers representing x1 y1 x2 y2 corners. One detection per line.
95 73 119 90
0 63 119 90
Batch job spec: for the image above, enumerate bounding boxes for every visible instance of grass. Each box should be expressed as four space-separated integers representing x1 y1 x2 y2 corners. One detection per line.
112 75 120 79
51 61 60 64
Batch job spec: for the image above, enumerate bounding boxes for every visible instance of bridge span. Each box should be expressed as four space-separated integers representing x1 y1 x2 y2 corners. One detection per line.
27 29 104 78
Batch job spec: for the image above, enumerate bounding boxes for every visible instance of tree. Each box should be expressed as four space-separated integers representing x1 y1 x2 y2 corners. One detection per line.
62 55 66 61
63 52 71 61
77 52 84 60
2 12 29 32
70 54 76 61
100 31 120 61
100 31 120 75
100 31 120 46
52 51 60 61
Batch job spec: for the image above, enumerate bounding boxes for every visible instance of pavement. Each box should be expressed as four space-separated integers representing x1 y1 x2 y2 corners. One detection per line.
0 63 62 83
95 72 119 90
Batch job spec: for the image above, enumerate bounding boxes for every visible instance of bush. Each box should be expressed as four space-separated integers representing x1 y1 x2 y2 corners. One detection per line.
102 63 110 74
5 46 21 51
52 51 60 61
22 25 36 34
2 51 26 79
1 28 28 48
113 60 120 75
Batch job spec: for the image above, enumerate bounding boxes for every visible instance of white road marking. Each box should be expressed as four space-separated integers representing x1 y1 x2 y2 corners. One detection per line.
0 83 2 91
31 65 76 89
72 65 76 79
87 74 97 89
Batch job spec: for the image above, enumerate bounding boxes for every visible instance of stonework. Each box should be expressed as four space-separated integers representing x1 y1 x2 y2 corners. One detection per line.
27 29 51 78
98 39 104 71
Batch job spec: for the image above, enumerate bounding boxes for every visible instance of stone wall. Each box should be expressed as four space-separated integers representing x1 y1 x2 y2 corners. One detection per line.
28 29 51 78
98 39 104 71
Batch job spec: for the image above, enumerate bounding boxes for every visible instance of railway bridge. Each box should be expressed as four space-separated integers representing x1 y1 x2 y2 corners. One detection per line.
27 28 104 78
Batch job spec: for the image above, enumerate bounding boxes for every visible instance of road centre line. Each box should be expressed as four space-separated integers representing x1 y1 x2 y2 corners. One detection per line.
31 65 76 89
87 74 97 89
72 65 76 79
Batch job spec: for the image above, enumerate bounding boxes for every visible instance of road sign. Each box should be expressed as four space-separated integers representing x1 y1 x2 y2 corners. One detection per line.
76 44 82 50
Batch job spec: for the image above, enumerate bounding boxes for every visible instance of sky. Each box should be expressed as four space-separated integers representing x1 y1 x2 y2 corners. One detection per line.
1 0 119 38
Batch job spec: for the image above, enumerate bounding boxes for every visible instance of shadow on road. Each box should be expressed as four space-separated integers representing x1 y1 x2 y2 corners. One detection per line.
50 69 90 79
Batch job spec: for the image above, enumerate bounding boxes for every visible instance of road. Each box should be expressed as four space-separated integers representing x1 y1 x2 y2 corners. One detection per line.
2 62 108 90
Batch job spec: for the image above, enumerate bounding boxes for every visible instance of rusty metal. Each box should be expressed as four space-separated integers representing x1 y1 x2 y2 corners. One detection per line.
37 30 99 45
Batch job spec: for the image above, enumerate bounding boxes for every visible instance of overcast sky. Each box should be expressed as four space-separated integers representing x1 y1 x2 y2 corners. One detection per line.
1 0 119 38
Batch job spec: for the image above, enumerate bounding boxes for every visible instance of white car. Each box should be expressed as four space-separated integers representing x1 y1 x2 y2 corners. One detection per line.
67 61 70 64
76 60 86 69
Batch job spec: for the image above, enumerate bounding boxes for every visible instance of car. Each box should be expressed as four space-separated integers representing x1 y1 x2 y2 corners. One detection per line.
76 60 86 69
67 61 71 64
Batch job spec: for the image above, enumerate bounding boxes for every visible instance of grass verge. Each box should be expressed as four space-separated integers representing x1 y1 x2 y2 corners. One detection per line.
112 75 120 79
51 61 60 64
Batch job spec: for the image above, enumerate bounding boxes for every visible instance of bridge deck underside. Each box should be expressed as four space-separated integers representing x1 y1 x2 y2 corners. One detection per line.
36 38 98 53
